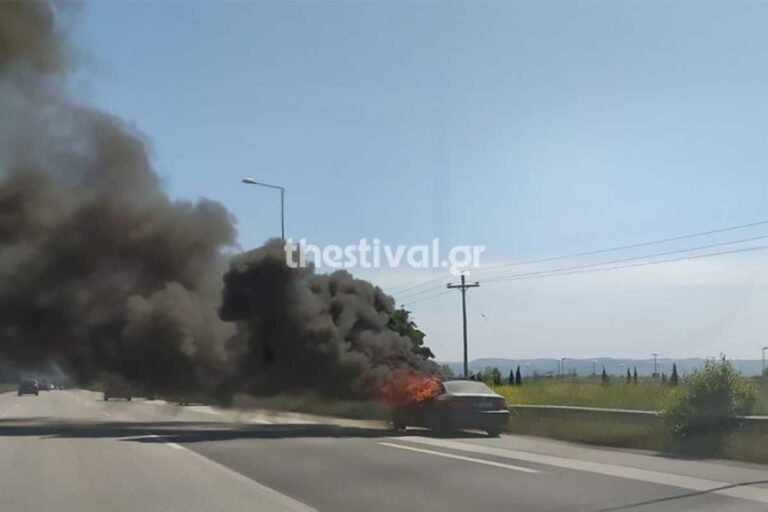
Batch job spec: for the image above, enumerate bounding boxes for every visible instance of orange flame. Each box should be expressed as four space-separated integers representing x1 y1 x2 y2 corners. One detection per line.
378 373 441 406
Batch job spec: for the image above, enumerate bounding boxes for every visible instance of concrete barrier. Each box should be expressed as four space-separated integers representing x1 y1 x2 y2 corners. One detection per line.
506 404 768 463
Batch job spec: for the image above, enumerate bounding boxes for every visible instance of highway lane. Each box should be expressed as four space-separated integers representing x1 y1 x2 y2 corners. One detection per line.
2 390 768 511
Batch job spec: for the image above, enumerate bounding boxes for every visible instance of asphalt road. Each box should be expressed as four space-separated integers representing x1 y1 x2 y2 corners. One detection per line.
2 390 768 511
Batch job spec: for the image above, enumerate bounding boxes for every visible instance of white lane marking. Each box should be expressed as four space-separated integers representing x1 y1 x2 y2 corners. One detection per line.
187 407 223 416
101 412 112 418
148 435 316 511
396 437 768 505
379 442 540 474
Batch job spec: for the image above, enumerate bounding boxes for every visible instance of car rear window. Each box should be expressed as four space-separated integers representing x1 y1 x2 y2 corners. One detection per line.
443 380 495 394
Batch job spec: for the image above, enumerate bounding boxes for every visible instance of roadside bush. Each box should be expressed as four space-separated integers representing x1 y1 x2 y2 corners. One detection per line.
662 357 756 454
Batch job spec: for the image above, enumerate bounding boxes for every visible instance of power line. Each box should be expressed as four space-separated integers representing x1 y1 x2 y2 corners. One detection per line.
475 218 768 274
484 242 768 286
400 289 451 306
389 218 768 297
395 283 446 301
399 242 768 307
483 234 768 284
391 274 449 296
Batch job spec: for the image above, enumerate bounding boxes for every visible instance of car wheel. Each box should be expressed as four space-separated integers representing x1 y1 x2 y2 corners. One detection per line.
104 395 109 401
127 397 131 401
486 427 501 438
429 413 450 437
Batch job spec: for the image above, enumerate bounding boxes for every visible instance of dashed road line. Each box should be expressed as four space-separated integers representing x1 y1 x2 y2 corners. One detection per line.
395 437 768 505
149 434 317 511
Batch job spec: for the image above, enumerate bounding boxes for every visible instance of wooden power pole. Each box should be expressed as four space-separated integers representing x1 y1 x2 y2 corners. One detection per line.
447 274 480 379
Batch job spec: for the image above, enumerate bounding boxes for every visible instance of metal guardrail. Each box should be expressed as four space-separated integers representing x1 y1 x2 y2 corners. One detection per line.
509 404 768 422
510 404 657 415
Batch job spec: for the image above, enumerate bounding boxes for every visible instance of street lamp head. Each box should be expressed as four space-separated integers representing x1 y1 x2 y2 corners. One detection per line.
242 177 259 184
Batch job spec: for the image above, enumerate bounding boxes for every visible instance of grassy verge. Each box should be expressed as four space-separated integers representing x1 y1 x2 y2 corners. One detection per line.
492 379 671 411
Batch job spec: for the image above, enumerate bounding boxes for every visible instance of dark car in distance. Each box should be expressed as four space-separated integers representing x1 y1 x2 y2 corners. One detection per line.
392 380 509 437
18 377 39 396
103 378 132 401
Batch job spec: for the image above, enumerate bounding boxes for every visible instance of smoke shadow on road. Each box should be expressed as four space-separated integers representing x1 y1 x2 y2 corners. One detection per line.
0 419 488 444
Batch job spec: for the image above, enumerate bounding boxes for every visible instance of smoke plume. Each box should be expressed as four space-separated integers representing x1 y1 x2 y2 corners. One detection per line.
0 2 434 402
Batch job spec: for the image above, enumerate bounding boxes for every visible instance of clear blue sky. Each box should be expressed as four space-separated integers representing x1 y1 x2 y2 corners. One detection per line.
73 1 768 362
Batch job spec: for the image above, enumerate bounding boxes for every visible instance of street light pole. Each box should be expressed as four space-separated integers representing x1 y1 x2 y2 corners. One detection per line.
561 357 567 377
762 347 768 377
652 352 659 378
242 178 285 240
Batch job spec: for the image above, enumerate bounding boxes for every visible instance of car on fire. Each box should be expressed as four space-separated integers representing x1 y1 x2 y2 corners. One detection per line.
392 379 509 437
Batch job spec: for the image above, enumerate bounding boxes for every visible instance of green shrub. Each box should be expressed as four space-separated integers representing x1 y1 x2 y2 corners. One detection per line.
662 357 756 453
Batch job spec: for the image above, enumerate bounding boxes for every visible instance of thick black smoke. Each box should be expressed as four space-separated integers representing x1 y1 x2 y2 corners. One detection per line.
220 241 435 398
0 2 434 401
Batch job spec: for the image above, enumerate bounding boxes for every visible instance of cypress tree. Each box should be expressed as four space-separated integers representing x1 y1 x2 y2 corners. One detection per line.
670 363 679 386
515 365 522 386
632 367 638 384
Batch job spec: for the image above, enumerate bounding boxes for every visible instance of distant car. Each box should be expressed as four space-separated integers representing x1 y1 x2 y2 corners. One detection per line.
103 378 132 401
392 380 510 437
38 379 50 391
18 378 39 396
176 393 208 406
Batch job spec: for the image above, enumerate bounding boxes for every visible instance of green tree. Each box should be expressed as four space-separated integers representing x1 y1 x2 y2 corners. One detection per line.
662 357 756 453
626 368 632 383
632 367 638 384
439 365 454 379
387 307 434 359
508 369 515 386
670 363 679 386
601 367 610 386
483 366 501 386
515 365 522 386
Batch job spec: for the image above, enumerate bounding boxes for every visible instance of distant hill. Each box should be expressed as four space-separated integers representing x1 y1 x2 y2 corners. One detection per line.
438 358 766 378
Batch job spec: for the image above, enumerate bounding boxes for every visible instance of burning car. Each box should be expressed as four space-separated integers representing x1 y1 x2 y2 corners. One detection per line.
390 379 509 437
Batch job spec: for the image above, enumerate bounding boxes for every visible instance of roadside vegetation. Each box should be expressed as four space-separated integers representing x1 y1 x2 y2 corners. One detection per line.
492 378 670 411
485 363 768 415
488 357 768 462
662 357 756 455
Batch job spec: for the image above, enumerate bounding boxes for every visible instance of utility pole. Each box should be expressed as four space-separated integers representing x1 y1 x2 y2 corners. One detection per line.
447 274 479 379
